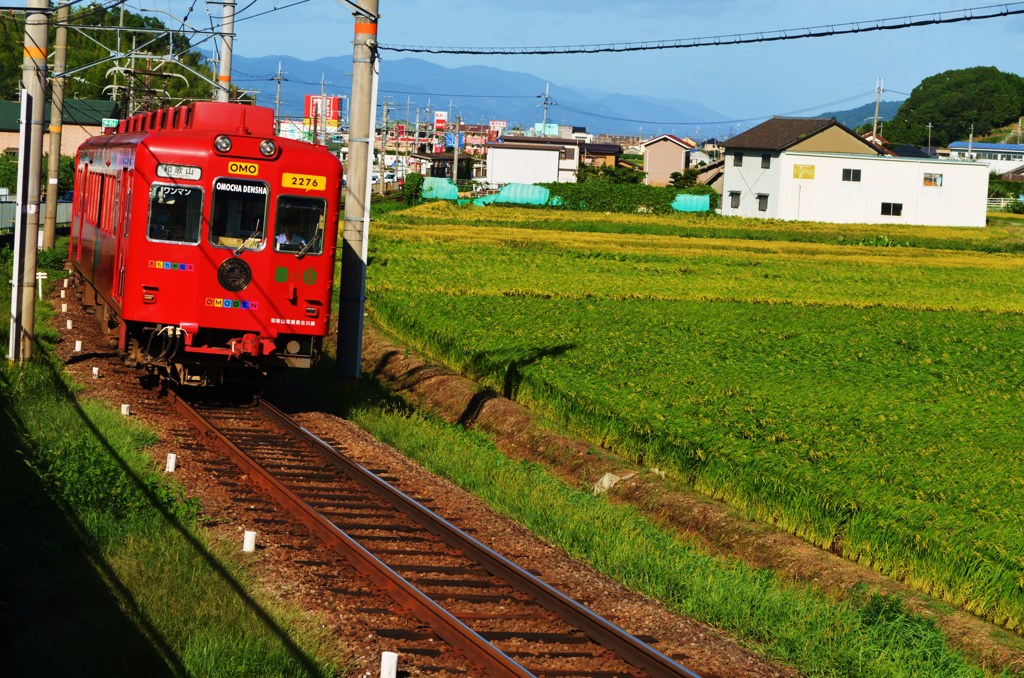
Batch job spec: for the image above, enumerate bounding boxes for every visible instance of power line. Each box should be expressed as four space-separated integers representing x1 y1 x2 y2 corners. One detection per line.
556 90 880 127
379 2 1024 55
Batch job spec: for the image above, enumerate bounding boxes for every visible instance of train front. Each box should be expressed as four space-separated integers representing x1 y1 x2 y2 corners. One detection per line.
126 103 342 385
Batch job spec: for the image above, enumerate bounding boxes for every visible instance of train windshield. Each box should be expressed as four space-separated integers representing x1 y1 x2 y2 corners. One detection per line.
274 195 327 255
148 185 202 244
210 178 269 251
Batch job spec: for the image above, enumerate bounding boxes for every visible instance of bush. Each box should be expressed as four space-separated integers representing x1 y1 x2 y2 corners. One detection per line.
403 172 424 206
544 181 720 214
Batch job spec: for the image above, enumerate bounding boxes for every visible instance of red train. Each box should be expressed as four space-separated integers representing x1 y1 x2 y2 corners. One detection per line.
67 101 343 385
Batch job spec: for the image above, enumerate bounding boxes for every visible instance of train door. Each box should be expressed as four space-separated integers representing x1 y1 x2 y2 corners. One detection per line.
114 170 132 304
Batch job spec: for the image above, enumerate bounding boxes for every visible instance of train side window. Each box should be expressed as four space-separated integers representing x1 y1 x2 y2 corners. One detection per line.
274 195 327 254
210 178 268 250
148 184 202 244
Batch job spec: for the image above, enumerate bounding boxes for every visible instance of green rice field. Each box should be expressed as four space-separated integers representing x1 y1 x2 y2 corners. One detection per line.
366 203 1024 632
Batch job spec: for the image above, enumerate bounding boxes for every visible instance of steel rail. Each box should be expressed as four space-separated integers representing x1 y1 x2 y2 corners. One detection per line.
257 398 701 678
169 392 533 678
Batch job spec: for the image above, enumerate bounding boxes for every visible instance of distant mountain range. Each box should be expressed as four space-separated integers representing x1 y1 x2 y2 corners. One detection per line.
229 53 900 140
819 100 903 131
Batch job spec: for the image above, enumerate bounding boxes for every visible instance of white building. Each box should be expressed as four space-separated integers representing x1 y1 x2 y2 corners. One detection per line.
485 137 622 186
722 117 989 228
486 142 565 185
948 141 1024 175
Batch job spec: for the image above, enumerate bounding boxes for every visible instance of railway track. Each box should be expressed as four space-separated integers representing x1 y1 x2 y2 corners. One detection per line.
170 391 703 677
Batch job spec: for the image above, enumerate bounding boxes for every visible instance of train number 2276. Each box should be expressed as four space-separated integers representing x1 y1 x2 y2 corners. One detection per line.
282 173 327 191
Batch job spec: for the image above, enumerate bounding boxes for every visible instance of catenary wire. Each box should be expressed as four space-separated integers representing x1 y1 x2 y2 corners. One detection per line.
378 2 1024 55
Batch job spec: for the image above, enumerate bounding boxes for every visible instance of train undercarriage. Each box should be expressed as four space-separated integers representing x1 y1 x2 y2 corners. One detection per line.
69 271 320 388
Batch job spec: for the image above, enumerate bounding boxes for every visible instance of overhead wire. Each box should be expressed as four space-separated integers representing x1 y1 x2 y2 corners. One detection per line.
378 2 1024 55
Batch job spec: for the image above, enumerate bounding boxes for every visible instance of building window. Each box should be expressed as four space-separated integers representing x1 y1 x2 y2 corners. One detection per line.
923 173 943 187
761 153 771 169
733 152 743 167
757 194 769 212
842 168 861 182
729 191 740 209
881 202 903 216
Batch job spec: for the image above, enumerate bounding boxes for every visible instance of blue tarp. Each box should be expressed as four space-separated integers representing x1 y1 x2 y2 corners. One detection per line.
421 177 459 201
671 193 711 212
473 183 562 207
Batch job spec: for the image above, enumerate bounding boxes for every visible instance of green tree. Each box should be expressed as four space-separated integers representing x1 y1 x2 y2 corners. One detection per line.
0 154 76 195
884 67 1024 146
0 4 223 107
669 167 700 189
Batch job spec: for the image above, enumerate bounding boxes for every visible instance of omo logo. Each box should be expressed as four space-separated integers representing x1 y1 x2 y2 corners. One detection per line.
228 161 259 176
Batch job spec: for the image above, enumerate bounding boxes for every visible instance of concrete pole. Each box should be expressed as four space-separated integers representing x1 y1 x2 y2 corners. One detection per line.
43 2 68 251
871 76 883 139
452 114 460 187
274 61 283 134
216 0 235 102
377 97 388 196
337 1 379 380
10 0 49 364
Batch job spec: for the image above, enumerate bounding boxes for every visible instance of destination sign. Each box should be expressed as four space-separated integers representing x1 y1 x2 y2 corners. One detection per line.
157 163 202 181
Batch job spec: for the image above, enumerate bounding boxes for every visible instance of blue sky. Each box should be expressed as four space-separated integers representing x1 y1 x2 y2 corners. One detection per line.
143 0 1024 122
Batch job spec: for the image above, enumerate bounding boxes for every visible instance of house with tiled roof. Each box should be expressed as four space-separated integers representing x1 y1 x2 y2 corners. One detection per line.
0 99 119 157
641 134 697 186
721 116 988 227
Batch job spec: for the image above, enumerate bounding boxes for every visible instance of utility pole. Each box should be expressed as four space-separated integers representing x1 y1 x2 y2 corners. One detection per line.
413 107 420 171
214 0 235 102
926 122 933 156
320 74 327 145
378 97 388 195
871 76 884 139
10 0 49 364
452 114 461 187
539 82 555 132
968 123 975 160
43 1 68 251
337 0 379 380
273 61 284 134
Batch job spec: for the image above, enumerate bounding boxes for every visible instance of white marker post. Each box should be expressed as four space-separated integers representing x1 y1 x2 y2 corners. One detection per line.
242 530 257 552
165 453 177 473
380 652 398 678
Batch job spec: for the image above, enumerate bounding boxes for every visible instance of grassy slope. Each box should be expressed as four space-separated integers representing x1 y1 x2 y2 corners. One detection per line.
0 247 344 676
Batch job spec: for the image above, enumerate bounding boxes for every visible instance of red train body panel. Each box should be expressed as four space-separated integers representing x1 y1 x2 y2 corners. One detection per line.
68 102 342 385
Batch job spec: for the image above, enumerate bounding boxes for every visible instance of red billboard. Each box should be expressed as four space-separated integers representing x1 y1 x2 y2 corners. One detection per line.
304 95 341 122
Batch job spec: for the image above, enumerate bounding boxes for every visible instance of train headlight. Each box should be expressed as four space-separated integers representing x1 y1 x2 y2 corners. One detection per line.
285 340 301 354
214 135 232 153
259 139 277 157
